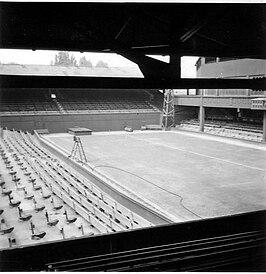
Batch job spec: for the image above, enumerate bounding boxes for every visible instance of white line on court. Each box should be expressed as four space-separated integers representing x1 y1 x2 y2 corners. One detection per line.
128 135 266 172
171 130 266 151
219 180 265 188
45 131 266 172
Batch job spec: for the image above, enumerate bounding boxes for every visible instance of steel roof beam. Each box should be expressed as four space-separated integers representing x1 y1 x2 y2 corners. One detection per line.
1 75 265 90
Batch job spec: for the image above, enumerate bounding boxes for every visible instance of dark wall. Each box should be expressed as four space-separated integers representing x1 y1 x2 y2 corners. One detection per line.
0 112 161 133
174 106 198 124
0 210 265 271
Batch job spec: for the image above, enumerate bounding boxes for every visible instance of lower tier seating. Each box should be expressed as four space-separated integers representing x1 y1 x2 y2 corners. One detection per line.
178 119 263 142
0 129 152 250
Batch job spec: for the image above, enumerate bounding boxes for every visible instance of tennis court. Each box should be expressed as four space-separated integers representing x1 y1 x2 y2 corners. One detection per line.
45 130 266 222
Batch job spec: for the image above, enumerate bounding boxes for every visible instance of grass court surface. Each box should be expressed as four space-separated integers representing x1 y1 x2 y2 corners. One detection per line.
45 130 266 222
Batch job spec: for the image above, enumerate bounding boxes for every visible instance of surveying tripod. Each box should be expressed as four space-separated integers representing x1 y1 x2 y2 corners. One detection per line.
69 136 87 163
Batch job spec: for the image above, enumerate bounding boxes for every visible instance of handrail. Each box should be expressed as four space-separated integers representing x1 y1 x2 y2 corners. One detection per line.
7 129 152 233
26 131 150 228
46 230 266 271
35 130 174 224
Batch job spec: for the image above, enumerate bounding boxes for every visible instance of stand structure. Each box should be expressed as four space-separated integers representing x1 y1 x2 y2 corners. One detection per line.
69 136 87 163
161 89 175 129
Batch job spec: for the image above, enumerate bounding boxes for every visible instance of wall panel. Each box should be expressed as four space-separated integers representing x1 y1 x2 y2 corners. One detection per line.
0 112 161 133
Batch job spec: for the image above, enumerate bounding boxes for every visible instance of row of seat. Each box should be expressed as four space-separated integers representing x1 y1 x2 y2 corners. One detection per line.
0 131 99 249
10 130 114 234
24 131 152 230
0 89 158 115
58 100 156 113
1 102 59 113
2 129 152 240
46 230 266 271
178 119 263 142
206 116 262 130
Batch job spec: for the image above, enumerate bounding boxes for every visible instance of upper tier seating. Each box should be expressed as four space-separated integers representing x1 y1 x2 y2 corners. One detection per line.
58 89 157 113
0 89 159 115
0 90 59 114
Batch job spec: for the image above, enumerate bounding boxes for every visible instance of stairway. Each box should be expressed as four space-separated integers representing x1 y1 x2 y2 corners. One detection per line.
53 99 65 113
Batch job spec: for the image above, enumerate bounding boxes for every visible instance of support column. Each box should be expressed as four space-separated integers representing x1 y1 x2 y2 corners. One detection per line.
199 95 205 132
199 105 205 132
169 54 181 79
169 34 181 79
263 110 266 142
161 89 175 130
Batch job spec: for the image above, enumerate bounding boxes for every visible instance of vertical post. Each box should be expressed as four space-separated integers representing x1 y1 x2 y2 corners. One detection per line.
64 209 68 221
8 237 12 248
60 227 65 239
45 210 49 222
169 54 181 78
199 105 205 132
169 28 181 78
18 206 22 217
263 110 266 142
80 224 84 236
199 93 205 132
30 221 35 234
162 89 175 129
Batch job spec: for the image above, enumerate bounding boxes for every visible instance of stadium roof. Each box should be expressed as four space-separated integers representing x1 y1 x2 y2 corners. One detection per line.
1 3 265 59
0 64 143 78
0 3 265 90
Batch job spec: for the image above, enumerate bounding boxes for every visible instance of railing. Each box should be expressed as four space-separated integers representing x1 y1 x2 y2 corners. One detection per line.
46 230 266 272
35 131 174 225
3 129 152 236
25 132 152 228
1 209 265 271
174 95 266 109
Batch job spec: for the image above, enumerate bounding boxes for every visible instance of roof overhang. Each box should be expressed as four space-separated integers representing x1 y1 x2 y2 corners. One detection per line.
1 2 265 59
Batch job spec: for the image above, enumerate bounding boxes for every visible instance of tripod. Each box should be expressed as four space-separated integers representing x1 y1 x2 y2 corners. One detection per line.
69 136 87 163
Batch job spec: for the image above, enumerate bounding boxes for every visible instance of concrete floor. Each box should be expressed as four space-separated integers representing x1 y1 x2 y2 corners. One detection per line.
45 130 266 222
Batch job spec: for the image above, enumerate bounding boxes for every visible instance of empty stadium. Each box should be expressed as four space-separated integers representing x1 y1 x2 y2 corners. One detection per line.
0 2 266 272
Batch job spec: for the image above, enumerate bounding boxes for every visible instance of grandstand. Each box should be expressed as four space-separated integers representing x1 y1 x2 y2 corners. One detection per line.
1 127 266 271
0 63 265 272
0 87 159 115
0 2 266 271
0 65 162 133
175 58 266 142
0 89 59 114
178 119 263 142
0 128 154 250
55 89 157 113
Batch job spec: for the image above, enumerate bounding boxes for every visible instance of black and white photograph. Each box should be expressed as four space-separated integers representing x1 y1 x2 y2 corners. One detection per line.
0 0 265 271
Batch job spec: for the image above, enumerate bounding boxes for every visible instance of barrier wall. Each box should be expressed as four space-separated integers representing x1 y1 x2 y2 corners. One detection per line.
174 95 262 109
35 132 173 225
0 112 161 133
1 210 265 271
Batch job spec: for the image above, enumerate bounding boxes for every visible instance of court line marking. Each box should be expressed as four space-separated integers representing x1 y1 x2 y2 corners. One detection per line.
46 132 266 172
128 135 266 172
219 180 265 187
170 130 266 151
